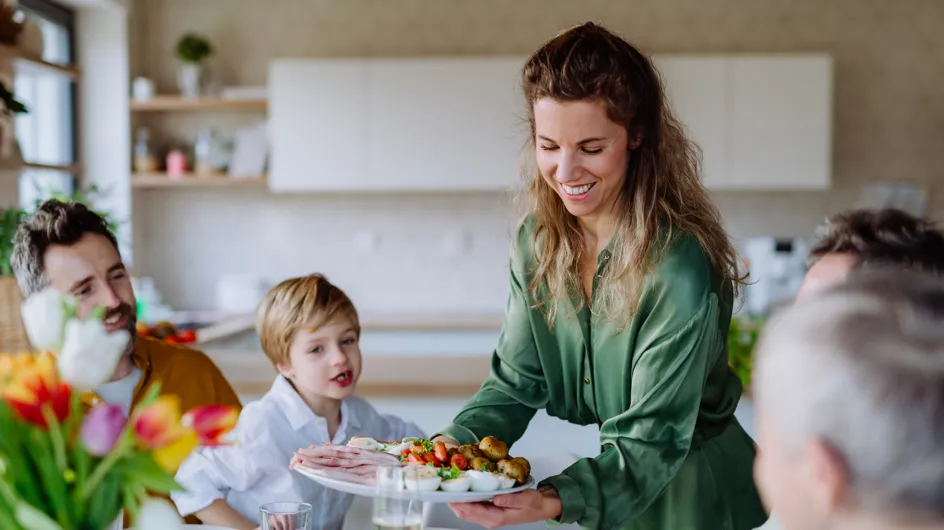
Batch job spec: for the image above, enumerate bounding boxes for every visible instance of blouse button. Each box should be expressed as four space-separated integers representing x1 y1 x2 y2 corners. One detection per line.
583 377 590 384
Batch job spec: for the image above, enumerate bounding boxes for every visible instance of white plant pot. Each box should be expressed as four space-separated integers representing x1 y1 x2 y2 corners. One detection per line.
177 62 204 99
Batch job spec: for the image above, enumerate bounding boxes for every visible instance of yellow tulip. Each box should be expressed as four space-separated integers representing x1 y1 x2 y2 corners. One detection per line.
152 430 199 474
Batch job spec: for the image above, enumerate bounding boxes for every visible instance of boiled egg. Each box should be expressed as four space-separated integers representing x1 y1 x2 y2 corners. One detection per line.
496 473 516 489
347 436 381 451
385 440 413 455
466 470 500 492
440 473 471 493
404 466 442 492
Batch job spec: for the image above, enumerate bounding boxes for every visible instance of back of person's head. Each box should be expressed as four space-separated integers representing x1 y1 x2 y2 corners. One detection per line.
754 268 944 528
809 208 944 274
255 273 360 368
11 199 119 296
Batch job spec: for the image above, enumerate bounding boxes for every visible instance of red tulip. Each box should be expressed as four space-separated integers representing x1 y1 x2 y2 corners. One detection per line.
132 395 186 449
182 405 238 446
1 352 72 428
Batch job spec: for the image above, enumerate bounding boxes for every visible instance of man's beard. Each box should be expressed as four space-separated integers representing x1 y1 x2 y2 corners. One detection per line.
105 303 137 357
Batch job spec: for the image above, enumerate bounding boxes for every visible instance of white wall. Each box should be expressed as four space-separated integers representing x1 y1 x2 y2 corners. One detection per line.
76 2 133 262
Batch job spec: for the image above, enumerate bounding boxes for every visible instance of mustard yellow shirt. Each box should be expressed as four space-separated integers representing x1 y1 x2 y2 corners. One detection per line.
85 336 242 415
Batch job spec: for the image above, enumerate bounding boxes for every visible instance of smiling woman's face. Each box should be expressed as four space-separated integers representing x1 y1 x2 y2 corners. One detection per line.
533 98 630 220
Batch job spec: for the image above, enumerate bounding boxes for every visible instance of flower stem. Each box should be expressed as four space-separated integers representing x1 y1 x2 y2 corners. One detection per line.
41 405 66 473
77 438 127 502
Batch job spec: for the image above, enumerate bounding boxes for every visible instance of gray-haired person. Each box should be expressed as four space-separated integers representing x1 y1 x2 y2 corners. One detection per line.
752 269 944 530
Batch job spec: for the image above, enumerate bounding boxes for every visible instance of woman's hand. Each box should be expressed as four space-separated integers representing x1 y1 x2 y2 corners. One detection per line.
448 486 562 530
431 435 459 449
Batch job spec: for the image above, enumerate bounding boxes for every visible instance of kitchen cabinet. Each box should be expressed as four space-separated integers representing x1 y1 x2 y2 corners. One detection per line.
655 55 729 189
268 54 833 193
365 57 525 191
269 56 526 192
728 55 833 189
268 59 368 192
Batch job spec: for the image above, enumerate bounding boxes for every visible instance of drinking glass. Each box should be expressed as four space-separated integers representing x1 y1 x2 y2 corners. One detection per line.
373 465 424 530
259 501 312 530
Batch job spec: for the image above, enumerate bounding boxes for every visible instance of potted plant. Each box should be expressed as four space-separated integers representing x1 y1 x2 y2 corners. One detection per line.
175 32 213 98
0 287 240 529
727 314 762 397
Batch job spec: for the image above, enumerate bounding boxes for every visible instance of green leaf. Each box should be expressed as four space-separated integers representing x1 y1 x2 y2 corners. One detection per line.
0 498 21 530
0 408 43 510
115 452 181 494
28 430 70 527
70 443 92 522
121 484 139 526
13 503 62 530
85 474 121 530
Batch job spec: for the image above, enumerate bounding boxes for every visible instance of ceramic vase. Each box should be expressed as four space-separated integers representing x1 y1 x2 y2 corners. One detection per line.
177 62 204 98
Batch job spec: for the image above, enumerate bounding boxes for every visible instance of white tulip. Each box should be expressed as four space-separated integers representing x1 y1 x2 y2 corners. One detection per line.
20 287 72 353
135 498 183 530
56 318 129 390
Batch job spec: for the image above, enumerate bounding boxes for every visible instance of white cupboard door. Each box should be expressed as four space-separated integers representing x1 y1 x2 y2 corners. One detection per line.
654 55 729 189
269 59 367 192
366 57 527 191
729 55 833 189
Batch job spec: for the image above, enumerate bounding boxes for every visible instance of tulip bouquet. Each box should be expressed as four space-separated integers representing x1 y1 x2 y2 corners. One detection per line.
0 288 239 530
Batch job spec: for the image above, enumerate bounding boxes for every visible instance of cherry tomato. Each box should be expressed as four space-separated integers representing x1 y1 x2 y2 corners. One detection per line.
434 442 449 463
401 448 411 457
449 454 468 470
407 453 425 465
164 336 180 345
423 453 437 465
177 329 197 343
410 444 426 455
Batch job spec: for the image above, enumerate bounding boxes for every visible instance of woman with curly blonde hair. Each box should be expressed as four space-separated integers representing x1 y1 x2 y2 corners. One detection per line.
434 22 767 529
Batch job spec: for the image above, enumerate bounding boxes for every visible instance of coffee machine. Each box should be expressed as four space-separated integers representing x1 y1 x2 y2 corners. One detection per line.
741 237 810 316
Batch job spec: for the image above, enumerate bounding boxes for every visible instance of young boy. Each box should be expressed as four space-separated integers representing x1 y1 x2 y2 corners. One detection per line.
171 273 425 530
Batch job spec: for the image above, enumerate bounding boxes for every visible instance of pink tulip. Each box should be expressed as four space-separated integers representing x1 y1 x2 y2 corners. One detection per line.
80 403 127 456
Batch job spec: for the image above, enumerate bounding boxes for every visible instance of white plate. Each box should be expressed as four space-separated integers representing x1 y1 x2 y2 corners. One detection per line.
293 466 535 503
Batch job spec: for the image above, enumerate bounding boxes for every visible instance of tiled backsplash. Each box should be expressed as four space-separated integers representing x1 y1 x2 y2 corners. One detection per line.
129 0 944 313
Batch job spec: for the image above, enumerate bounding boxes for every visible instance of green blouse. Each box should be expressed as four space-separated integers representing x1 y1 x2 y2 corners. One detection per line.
438 220 768 530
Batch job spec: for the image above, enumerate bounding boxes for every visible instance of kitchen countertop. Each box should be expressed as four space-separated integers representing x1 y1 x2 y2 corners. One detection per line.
204 350 492 397
196 313 505 344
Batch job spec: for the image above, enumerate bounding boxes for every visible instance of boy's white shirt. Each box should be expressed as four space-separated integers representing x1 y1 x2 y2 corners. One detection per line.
170 375 426 530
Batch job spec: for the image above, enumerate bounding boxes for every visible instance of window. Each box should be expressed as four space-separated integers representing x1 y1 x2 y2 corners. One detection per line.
13 0 76 210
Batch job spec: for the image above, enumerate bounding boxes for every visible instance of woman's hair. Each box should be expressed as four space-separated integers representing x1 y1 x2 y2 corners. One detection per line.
519 22 745 325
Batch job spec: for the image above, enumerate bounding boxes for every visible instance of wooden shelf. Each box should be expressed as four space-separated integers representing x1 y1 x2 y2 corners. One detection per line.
23 162 79 173
0 43 79 79
130 96 267 112
132 173 267 188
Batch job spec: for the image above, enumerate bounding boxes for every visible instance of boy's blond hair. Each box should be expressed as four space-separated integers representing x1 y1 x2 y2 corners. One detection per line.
255 273 360 368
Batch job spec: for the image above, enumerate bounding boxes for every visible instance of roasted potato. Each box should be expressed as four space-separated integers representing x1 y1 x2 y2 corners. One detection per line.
469 456 496 472
510 456 531 477
497 458 529 485
458 444 484 461
478 436 509 461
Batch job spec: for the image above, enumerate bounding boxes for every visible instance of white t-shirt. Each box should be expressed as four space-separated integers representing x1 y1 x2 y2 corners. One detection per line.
93 365 143 417
171 375 426 530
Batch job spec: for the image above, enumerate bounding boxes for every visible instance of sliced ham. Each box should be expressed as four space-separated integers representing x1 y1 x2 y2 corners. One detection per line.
300 465 379 486
290 443 402 486
294 444 399 466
